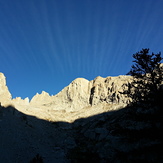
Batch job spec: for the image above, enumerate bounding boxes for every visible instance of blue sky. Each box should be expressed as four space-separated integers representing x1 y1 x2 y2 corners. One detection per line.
0 0 163 99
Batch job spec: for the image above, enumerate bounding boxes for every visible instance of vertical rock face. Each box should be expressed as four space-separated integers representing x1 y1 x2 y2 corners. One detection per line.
62 78 90 103
0 73 12 106
51 78 91 112
89 75 132 106
56 75 132 109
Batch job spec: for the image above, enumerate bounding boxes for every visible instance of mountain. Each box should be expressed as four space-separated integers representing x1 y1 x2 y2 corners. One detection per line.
0 73 162 162
0 73 133 122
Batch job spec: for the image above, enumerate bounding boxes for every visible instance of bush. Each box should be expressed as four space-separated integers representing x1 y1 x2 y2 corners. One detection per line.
29 154 44 163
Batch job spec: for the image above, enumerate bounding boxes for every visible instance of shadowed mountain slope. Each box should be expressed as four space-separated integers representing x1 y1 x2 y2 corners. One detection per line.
0 102 162 162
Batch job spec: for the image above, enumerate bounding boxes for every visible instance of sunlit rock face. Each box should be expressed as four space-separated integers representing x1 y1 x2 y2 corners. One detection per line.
0 72 133 121
50 78 91 112
89 75 132 105
30 91 52 106
0 73 12 106
12 97 30 105
29 75 132 113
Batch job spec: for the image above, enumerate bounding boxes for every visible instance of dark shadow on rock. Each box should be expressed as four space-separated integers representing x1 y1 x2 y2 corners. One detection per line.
0 105 74 163
69 105 163 163
0 103 162 163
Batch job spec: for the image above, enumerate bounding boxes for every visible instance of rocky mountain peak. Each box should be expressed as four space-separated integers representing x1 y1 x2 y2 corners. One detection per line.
30 91 51 106
0 73 12 106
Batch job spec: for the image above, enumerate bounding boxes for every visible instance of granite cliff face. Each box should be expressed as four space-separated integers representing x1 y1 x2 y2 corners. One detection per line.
30 75 132 113
0 73 133 121
89 75 132 105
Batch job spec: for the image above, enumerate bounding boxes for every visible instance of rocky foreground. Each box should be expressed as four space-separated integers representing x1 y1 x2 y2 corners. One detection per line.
0 73 162 162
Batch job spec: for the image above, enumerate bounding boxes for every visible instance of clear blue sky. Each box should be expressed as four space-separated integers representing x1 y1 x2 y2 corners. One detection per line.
0 0 163 99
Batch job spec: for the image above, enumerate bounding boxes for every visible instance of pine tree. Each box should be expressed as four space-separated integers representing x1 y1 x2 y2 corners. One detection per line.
124 48 163 107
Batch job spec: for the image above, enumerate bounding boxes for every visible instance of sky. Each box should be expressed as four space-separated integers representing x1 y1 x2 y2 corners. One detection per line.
0 0 163 99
